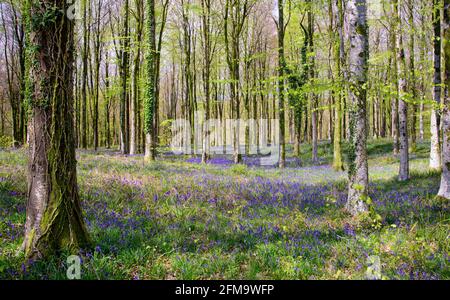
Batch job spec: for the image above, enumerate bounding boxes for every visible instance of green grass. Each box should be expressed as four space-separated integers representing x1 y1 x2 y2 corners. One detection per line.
0 140 448 280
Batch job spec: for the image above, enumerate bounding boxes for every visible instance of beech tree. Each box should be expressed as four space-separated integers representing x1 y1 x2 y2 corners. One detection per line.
307 0 318 164
23 0 90 258
332 0 344 171
0 0 447 214
276 0 290 168
431 0 442 171
119 0 131 155
80 0 89 149
145 0 157 161
438 0 450 199
390 0 400 156
346 0 369 215
224 0 254 164
200 0 215 164
396 0 410 181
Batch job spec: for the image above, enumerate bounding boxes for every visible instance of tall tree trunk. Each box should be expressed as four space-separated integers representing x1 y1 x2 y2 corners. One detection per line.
23 0 90 258
130 0 144 155
9 1 27 145
74 54 80 148
397 0 410 181
201 0 212 164
224 0 251 164
289 24 307 160
81 0 89 149
346 0 369 215
1 7 21 147
418 0 426 142
181 1 194 157
154 0 170 157
145 0 157 161
120 0 130 155
391 0 400 155
277 0 286 168
431 0 443 171
93 0 102 151
408 0 417 153
308 0 318 164
438 0 450 199
105 51 111 149
333 0 344 171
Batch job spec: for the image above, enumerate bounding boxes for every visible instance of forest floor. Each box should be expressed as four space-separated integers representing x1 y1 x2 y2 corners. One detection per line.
0 139 449 279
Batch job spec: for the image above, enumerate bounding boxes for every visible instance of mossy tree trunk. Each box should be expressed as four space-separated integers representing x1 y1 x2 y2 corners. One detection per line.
277 0 287 169
346 0 369 215
332 0 344 171
287 22 308 161
120 0 130 155
130 0 144 155
153 0 169 158
23 0 90 258
145 0 157 162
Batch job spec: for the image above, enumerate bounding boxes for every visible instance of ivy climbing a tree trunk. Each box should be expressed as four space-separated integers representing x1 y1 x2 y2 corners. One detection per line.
23 0 90 258
346 0 369 215
332 0 344 171
145 0 157 162
120 0 131 155
277 0 288 169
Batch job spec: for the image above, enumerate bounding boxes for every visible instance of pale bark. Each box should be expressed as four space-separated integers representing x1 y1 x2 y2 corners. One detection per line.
391 0 399 155
130 0 144 155
419 102 424 141
397 0 409 181
201 0 212 164
419 7 426 142
438 0 450 199
431 0 442 171
346 0 369 215
408 0 417 153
